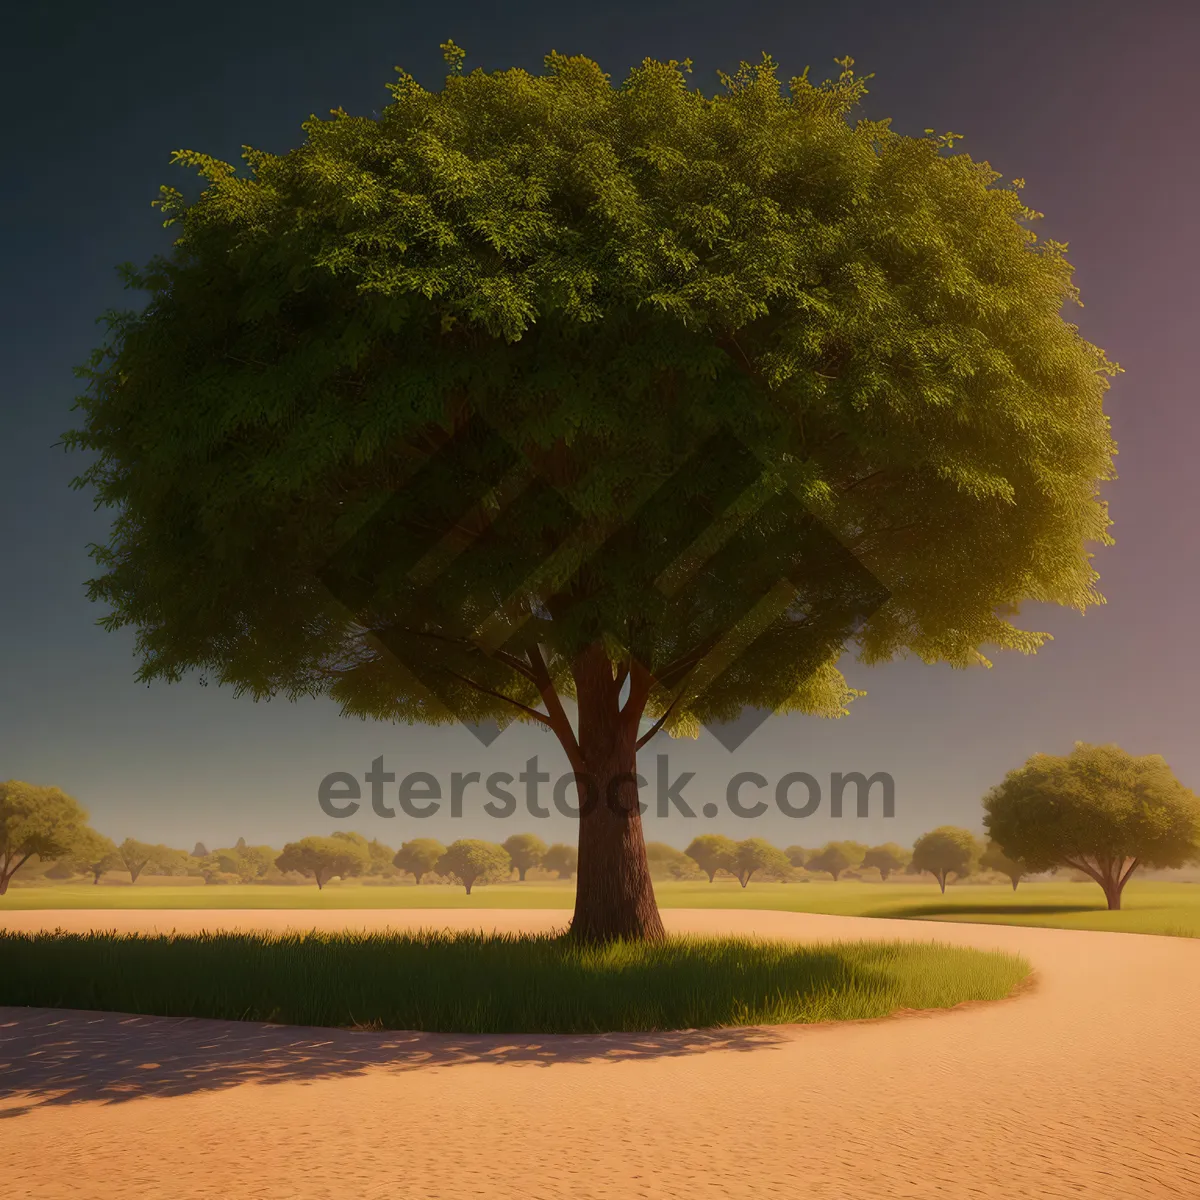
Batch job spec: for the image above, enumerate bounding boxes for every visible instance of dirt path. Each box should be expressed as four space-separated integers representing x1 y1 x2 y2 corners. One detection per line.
2 908 1198 1198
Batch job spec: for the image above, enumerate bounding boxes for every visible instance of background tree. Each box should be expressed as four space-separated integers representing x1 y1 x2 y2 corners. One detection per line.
208 842 276 883
0 781 89 895
366 838 397 877
542 843 578 880
437 839 512 895
911 827 982 893
805 841 867 882
192 841 208 858
276 835 371 888
69 49 1118 942
730 838 792 887
66 828 122 884
645 841 704 881
983 743 1200 910
784 846 811 869
392 838 446 884
862 842 911 882
503 833 548 881
115 840 175 888
685 835 738 883
979 840 1028 891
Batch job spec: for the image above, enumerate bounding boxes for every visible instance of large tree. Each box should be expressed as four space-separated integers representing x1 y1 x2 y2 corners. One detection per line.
983 743 1200 910
437 839 512 895
68 47 1118 941
0 782 89 894
805 840 866 881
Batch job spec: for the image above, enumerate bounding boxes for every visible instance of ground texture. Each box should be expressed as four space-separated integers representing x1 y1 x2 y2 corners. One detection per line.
2 908 1198 1198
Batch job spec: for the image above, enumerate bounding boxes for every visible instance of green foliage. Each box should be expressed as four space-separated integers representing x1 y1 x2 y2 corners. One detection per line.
206 842 277 883
392 838 446 883
784 845 811 868
979 839 1027 890
645 841 705 881
116 838 182 883
910 826 982 892
0 782 89 895
502 832 548 880
65 828 122 884
862 842 911 881
68 48 1117 743
805 840 867 881
275 835 371 888
0 929 1030 1034
730 837 792 886
684 834 738 882
436 839 512 894
541 842 578 879
983 742 1200 909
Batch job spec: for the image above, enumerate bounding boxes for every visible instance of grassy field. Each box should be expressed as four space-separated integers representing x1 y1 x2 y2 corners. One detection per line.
4 878 1199 936
0 928 1029 1033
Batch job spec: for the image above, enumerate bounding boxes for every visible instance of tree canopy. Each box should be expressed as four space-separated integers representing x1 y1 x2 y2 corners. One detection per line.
276 835 371 887
0 782 90 894
730 837 792 886
979 839 1027 890
503 832 548 880
68 46 1118 940
805 840 866 881
542 842 578 879
983 743 1200 909
437 839 512 893
862 842 909 881
910 826 981 892
392 837 446 883
684 834 738 882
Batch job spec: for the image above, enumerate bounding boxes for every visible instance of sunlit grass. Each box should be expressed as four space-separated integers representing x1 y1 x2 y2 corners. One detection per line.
3 878 1198 937
0 929 1028 1034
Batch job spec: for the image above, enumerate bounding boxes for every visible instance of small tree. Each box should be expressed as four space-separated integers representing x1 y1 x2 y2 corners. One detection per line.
542 843 579 880
503 833 549 881
729 838 791 887
275 835 371 888
911 827 982 893
67 828 122 884
979 840 1027 890
209 843 276 883
392 838 446 884
437 840 512 895
192 841 209 858
117 837 177 883
862 842 911 882
983 743 1200 910
805 841 867 882
684 835 738 883
645 841 704 881
366 838 397 876
0 781 89 895
784 845 811 869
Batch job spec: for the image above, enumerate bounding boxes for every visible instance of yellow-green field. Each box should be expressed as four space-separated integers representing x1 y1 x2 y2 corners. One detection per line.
4 878 1198 937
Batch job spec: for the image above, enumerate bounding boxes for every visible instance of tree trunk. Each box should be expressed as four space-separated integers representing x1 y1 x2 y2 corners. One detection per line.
938 872 947 894
413 872 423 885
464 880 473 895
0 875 8 896
518 867 527 881
1102 878 1122 910
1011 876 1020 891
707 870 717 883
567 645 665 943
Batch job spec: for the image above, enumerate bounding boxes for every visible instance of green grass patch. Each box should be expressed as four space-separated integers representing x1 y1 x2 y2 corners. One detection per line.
0 930 1029 1034
4 879 1199 937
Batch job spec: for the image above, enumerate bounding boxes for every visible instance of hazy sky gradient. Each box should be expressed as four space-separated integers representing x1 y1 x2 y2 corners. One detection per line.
2 0 1196 851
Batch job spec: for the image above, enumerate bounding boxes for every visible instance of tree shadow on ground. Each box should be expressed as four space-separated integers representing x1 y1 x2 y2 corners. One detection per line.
0 1006 793 1114
888 903 1102 920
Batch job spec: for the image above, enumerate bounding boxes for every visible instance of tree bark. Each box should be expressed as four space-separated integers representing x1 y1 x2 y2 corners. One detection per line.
567 644 665 943
465 880 473 895
518 867 527 882
1102 878 1122 910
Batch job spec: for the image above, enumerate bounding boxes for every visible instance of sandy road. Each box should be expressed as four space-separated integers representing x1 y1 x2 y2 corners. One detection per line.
1 907 1198 1198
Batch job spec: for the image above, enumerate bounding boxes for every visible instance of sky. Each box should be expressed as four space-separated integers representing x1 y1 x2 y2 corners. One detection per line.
2 0 1197 853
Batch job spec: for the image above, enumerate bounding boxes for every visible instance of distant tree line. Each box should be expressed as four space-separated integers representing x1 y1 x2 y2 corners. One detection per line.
4 744 1199 908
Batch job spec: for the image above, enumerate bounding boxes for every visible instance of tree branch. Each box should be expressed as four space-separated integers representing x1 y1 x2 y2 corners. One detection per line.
526 644 584 772
439 667 554 730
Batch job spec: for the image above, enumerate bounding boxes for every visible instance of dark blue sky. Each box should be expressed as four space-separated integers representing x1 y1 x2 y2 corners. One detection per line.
3 0 1196 851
